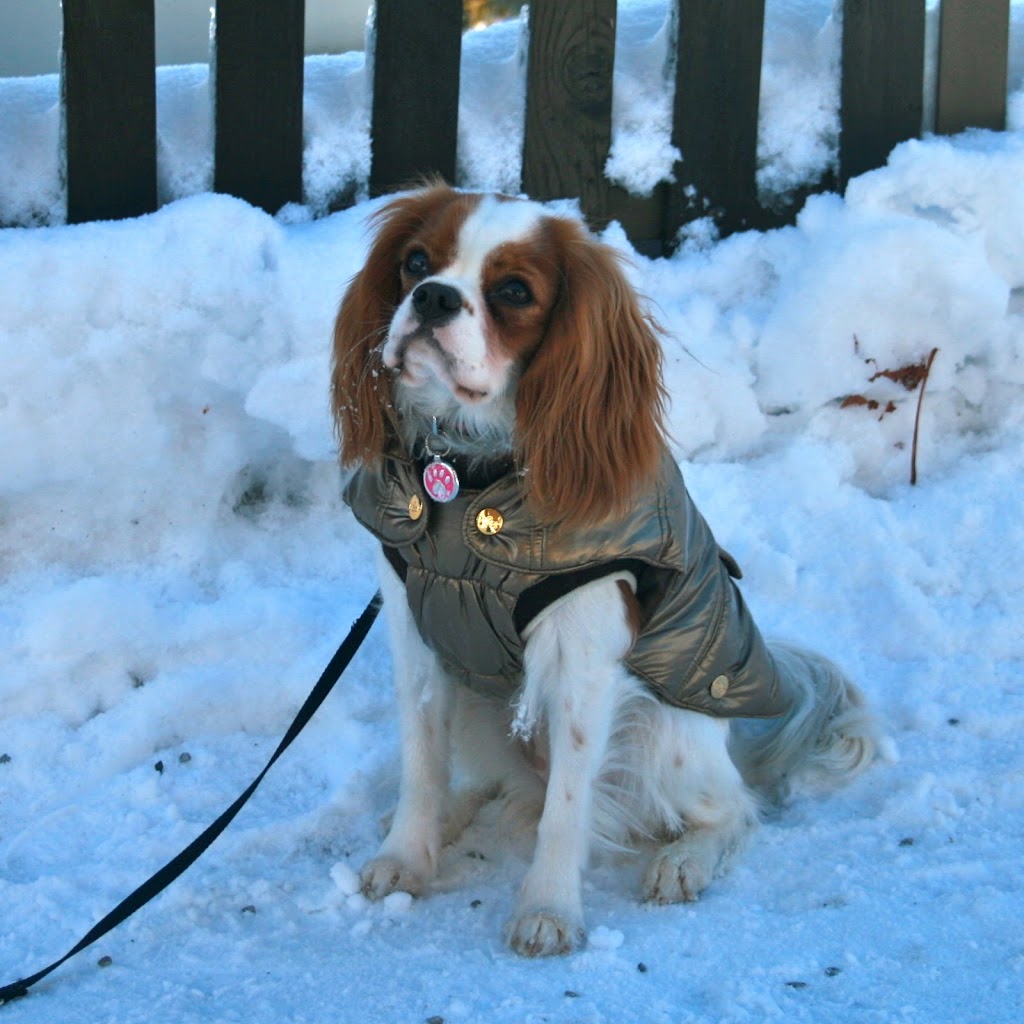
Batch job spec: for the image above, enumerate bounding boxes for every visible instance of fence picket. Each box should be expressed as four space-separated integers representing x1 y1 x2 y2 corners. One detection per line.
666 0 767 240
369 0 463 195
213 0 305 214
936 0 1010 134
62 0 156 224
839 0 926 186
522 0 617 225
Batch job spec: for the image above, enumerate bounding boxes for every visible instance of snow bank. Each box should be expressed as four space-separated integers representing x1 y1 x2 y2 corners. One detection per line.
1 3 1023 1022
1 120 1022 1020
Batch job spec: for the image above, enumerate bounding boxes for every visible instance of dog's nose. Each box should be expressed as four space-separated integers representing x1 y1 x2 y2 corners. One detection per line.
412 281 463 326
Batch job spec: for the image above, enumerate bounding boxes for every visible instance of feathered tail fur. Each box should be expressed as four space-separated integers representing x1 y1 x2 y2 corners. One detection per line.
728 642 879 804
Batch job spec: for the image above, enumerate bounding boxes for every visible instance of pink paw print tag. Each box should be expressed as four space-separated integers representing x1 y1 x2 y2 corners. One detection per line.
423 458 460 503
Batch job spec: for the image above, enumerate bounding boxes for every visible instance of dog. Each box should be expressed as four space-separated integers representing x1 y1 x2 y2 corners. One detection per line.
331 183 878 957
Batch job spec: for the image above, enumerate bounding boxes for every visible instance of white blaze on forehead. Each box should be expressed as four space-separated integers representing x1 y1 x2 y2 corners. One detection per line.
445 196 545 282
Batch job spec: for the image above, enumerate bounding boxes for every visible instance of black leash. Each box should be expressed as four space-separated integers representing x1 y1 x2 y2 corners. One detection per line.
0 590 382 1007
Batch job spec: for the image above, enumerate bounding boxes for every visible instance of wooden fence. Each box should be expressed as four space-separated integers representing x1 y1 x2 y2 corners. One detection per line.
39 0 1018 250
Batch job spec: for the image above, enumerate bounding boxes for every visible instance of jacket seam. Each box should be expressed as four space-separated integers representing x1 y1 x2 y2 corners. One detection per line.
681 577 729 691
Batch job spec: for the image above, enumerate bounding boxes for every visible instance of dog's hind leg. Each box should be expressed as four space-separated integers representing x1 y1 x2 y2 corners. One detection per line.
361 549 454 900
639 710 759 904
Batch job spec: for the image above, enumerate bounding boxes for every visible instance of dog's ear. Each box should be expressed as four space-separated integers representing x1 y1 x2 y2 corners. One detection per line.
515 221 667 525
331 183 453 466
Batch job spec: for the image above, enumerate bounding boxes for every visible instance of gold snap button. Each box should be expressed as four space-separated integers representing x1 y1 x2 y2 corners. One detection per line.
476 508 504 535
710 674 730 699
408 494 424 521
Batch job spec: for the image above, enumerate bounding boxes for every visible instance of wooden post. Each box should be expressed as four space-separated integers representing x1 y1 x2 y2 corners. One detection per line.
62 0 156 223
839 0 925 186
936 0 1009 134
522 0 617 225
665 0 766 240
369 0 463 195
214 0 305 213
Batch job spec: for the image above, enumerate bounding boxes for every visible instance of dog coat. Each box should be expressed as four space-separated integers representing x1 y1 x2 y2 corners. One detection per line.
344 448 784 718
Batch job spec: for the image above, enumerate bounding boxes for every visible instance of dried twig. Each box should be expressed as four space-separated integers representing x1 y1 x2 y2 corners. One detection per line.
910 348 939 486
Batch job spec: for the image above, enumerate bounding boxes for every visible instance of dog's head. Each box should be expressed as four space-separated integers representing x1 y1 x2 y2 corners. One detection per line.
332 183 666 525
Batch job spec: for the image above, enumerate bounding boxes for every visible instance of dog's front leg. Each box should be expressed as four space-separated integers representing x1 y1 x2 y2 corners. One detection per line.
504 578 633 957
361 549 453 899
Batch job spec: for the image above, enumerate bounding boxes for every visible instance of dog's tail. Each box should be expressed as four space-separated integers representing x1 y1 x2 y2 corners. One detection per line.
729 642 879 804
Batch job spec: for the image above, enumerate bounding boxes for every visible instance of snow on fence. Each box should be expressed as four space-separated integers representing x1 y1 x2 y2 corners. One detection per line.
34 0 1019 249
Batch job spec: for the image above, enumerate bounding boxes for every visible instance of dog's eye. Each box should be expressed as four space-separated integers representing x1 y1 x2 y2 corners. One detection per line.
404 249 430 278
493 278 533 307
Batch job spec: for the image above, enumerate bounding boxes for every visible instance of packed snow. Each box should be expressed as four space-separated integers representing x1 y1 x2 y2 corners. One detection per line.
2 1 1024 1022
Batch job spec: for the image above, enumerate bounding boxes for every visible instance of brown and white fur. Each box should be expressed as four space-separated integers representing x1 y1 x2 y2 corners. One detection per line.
332 184 878 957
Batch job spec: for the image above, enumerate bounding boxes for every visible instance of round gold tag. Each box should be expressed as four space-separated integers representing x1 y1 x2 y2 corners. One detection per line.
408 494 424 521
476 508 504 535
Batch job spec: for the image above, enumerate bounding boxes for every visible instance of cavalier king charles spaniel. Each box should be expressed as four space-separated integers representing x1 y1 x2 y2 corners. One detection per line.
331 183 878 957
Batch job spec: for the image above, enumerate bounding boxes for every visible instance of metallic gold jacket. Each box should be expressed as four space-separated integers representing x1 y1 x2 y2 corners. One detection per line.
344 449 784 718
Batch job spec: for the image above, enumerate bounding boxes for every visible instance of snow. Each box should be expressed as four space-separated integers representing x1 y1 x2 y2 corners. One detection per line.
2 1 1024 1021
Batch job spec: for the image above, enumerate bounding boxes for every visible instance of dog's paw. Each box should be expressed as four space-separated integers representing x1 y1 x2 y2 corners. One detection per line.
360 856 427 900
504 909 585 958
642 846 714 904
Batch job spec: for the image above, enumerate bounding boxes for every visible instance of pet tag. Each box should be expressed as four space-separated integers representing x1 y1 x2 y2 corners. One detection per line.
423 458 460 502
422 417 460 503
